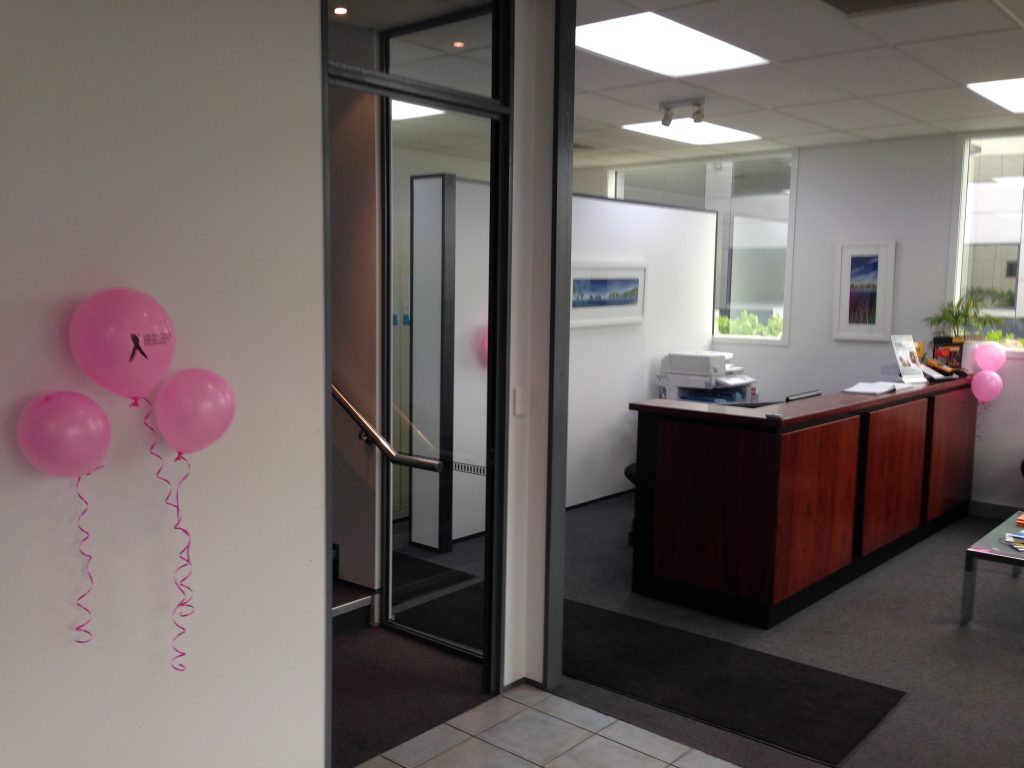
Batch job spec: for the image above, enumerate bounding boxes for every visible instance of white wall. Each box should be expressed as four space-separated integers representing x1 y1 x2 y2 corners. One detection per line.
715 135 961 401
504 0 555 686
568 197 717 506
0 3 325 766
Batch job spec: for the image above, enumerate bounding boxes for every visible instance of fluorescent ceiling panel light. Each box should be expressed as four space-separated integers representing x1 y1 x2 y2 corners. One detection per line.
967 78 1024 113
624 119 761 146
391 101 445 120
576 12 767 77
993 176 1024 188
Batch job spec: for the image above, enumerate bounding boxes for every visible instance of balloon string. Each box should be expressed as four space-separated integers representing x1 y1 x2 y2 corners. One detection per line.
73 468 102 644
132 397 194 670
170 453 193 672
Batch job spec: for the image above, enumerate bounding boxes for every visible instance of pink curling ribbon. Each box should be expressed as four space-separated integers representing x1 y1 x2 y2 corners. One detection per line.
169 453 193 672
132 397 195 671
73 467 102 644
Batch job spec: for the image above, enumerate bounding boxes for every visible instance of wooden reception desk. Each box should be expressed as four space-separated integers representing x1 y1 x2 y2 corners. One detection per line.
630 378 976 627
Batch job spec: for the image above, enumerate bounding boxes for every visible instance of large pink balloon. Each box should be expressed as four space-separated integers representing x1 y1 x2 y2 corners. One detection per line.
17 391 111 477
973 341 1006 373
69 288 175 399
971 370 1003 403
155 369 235 455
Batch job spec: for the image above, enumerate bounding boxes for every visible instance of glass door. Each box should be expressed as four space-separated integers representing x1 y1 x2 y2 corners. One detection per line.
383 11 496 656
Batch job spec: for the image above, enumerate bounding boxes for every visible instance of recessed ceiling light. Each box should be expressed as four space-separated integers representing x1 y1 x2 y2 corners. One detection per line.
576 12 767 77
967 78 1024 113
623 119 761 146
392 101 445 121
452 41 465 49
333 7 348 15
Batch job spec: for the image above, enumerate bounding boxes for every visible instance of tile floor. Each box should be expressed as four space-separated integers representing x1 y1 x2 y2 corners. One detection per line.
355 684 741 768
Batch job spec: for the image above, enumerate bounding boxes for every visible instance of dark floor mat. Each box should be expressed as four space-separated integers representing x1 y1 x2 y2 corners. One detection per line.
563 599 905 767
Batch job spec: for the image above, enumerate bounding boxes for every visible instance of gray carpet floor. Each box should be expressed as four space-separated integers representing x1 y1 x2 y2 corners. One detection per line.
559 493 1024 768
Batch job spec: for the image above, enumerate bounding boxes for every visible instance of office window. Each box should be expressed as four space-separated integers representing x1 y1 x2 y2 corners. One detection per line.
957 135 1024 318
616 154 795 340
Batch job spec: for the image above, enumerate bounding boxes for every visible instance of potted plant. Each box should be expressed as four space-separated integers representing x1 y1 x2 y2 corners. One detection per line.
924 295 1002 368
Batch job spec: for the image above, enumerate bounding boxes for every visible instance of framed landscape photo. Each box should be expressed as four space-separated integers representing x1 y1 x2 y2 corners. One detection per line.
570 264 646 327
833 241 895 341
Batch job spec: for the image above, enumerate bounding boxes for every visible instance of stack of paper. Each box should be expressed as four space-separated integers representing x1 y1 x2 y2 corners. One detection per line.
843 381 913 394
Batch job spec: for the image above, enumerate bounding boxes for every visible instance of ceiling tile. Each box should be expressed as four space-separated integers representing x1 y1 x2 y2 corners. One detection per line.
784 47 954 96
871 87 1005 122
576 0 638 24
998 0 1024 19
716 110 828 138
929 114 1024 133
778 131 858 147
899 29 1024 84
597 80 759 117
851 124 944 141
659 0 881 63
574 92 660 127
575 50 663 93
574 116 611 133
782 99 914 130
686 64 850 108
573 150 669 167
850 0 1014 44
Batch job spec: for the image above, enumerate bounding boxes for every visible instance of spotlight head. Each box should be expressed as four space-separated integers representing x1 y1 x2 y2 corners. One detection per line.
692 102 704 123
661 108 674 127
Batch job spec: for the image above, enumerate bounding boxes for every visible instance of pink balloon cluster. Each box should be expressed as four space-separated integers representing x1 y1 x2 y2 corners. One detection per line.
971 341 1006 404
16 288 235 475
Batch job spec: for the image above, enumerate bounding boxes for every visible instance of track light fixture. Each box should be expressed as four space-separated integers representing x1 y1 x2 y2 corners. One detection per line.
659 99 705 126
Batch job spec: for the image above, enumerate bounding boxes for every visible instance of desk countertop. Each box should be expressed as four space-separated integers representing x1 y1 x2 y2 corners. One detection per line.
630 376 972 430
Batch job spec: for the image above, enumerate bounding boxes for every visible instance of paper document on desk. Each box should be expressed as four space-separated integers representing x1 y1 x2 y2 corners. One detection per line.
844 381 913 394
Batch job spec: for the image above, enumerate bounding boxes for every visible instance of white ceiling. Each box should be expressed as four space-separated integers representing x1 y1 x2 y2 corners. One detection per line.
573 0 1024 167
331 0 1024 167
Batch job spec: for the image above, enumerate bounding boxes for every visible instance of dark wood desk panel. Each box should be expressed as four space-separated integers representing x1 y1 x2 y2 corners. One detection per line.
926 387 976 521
651 420 778 603
861 399 928 556
773 416 859 602
630 377 975 626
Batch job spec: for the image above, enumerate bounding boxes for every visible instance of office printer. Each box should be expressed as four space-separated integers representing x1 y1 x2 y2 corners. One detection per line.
656 351 756 403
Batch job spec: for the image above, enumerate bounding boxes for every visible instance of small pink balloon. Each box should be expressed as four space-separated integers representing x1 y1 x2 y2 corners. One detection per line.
973 341 1006 373
971 370 1003 403
17 391 111 477
69 288 175 399
156 369 235 455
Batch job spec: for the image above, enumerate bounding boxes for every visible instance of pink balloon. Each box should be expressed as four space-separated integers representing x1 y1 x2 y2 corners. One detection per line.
971 370 1003 403
17 391 111 477
973 341 1006 373
69 288 175 399
155 369 235 455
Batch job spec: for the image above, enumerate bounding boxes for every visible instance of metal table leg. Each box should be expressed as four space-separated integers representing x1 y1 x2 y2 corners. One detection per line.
960 552 976 626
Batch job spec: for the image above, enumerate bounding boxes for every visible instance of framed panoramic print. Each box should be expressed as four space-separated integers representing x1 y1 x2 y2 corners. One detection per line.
570 264 646 327
833 241 895 341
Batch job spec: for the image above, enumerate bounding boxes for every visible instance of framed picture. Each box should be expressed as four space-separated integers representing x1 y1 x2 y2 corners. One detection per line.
833 241 895 341
570 264 646 327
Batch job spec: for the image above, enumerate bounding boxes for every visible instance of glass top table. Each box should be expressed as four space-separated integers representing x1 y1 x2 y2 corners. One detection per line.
960 513 1024 625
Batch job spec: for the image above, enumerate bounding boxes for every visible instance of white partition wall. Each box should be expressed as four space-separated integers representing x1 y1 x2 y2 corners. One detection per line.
409 175 489 550
567 196 717 507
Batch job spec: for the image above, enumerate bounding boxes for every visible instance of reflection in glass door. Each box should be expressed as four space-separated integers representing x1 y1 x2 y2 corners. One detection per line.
386 103 492 655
